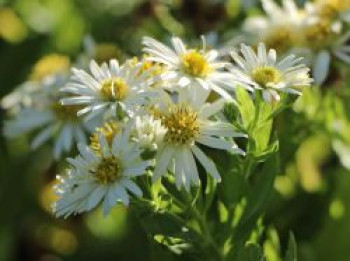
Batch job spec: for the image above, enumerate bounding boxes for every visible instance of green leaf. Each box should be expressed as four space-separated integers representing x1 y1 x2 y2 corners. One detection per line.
132 199 191 238
252 102 273 154
154 235 191 255
235 87 255 129
239 151 279 228
284 233 297 261
243 243 265 261
219 165 246 207
263 227 281 261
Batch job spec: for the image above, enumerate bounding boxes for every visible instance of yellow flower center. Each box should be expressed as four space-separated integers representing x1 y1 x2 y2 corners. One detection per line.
303 20 333 47
51 103 81 121
141 60 164 77
264 28 292 53
100 78 129 101
318 0 350 18
90 120 120 155
131 55 165 88
181 51 210 78
93 156 122 185
30 54 70 82
159 106 200 145
251 66 282 87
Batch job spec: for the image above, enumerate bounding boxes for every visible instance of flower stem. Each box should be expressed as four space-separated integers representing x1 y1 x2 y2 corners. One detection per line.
193 207 224 261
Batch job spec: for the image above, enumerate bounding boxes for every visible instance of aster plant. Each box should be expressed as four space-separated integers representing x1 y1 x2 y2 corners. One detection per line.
2 36 311 261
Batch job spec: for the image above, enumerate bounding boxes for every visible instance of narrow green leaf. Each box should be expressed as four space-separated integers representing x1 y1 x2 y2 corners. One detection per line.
243 243 265 261
235 87 255 128
285 232 297 261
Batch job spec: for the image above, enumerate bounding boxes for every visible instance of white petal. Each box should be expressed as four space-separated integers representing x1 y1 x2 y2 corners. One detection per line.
183 147 200 186
199 99 225 118
30 124 56 149
87 186 106 210
123 161 151 177
111 132 123 155
78 143 97 162
113 184 130 206
313 50 330 85
171 37 187 55
120 178 143 196
90 60 105 82
191 145 221 181
153 146 174 182
197 135 238 153
98 133 110 157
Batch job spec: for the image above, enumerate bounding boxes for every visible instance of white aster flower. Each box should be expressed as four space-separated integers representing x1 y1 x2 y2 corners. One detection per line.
299 13 350 84
229 43 312 103
1 54 70 113
305 0 350 29
151 90 245 190
60 59 157 121
243 0 305 52
3 102 92 159
53 129 152 217
298 8 350 84
3 75 94 159
142 36 238 100
132 115 167 150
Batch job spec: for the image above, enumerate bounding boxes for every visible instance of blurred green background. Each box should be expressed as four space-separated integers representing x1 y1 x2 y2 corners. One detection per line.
1 0 350 260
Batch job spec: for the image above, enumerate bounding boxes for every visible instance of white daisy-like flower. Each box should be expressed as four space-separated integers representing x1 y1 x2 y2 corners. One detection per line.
305 0 350 29
299 12 350 84
151 90 245 190
142 36 238 100
3 75 94 159
243 0 305 52
60 59 157 121
229 43 312 103
3 102 92 159
1 54 70 113
132 115 167 150
53 128 152 217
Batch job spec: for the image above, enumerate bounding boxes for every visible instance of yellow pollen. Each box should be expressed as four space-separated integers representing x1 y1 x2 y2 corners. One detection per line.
181 51 210 78
141 60 164 77
90 120 120 155
158 106 199 145
303 20 333 47
100 78 128 101
264 28 292 52
318 0 350 18
92 156 122 185
51 103 81 121
30 54 70 82
251 66 282 87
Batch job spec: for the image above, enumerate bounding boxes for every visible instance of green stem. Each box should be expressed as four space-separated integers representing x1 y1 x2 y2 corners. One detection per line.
184 192 223 261
194 207 224 261
243 154 254 179
243 91 263 179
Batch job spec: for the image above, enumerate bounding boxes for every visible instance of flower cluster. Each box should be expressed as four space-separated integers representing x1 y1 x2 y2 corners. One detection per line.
242 0 350 84
2 36 312 217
